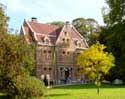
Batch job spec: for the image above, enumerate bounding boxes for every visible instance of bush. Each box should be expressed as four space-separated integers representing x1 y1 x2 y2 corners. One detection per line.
14 75 45 99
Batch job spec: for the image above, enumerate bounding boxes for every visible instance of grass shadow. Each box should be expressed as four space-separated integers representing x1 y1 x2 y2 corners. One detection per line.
0 95 10 99
52 84 125 90
47 93 69 97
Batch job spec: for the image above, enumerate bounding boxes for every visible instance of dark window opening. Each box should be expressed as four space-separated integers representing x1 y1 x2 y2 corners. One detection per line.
64 31 67 35
44 67 47 70
43 50 47 53
77 53 80 55
61 71 63 77
62 51 65 54
60 67 63 70
49 68 52 71
67 39 69 42
70 68 72 71
67 51 70 55
62 38 65 41
48 50 51 53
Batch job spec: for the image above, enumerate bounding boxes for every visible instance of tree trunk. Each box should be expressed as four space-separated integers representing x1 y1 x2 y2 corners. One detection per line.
97 84 100 95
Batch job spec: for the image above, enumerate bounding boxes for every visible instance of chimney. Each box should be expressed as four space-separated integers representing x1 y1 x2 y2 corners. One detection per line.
31 17 37 22
65 21 70 25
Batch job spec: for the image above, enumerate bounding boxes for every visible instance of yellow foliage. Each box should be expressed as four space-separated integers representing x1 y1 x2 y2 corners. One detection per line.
77 42 115 80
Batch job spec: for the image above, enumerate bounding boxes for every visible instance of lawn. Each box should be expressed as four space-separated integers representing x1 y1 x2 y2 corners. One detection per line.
41 84 125 99
1 84 125 99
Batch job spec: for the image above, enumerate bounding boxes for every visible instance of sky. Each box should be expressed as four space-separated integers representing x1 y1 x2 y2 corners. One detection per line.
0 0 107 31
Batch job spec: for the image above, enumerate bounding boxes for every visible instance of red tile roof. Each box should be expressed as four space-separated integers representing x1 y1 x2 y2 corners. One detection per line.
22 20 88 47
28 22 59 36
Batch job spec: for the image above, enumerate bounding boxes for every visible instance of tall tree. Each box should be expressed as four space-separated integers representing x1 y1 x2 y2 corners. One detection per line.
50 21 64 27
77 43 115 94
0 3 9 33
0 4 45 98
99 0 125 81
72 18 100 45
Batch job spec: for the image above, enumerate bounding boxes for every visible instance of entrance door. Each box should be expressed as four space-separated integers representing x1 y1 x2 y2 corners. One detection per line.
64 68 69 82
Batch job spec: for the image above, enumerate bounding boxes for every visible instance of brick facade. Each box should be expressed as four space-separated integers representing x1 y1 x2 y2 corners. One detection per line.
20 18 88 84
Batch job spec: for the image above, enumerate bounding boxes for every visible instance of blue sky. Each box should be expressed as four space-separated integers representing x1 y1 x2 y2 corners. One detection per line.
1 0 107 31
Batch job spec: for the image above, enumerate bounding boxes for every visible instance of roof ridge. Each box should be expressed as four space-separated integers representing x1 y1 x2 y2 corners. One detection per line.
28 21 62 28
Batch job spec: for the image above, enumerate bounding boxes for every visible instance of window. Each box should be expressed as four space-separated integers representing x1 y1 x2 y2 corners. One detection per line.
64 31 67 35
62 38 65 42
67 39 69 42
67 51 70 55
62 51 65 54
44 67 47 70
43 50 47 53
77 53 80 55
76 40 81 48
49 68 52 71
78 43 81 47
60 67 63 70
48 50 51 53
45 39 49 44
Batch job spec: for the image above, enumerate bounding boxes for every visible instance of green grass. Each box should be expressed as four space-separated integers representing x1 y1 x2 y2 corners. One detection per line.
41 84 125 99
0 93 9 99
1 84 125 99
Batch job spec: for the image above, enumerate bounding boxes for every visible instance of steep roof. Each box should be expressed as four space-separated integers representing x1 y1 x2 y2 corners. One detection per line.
21 19 88 48
28 22 59 36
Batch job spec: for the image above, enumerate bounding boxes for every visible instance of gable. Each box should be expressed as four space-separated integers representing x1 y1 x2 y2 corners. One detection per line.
56 23 88 49
21 19 88 48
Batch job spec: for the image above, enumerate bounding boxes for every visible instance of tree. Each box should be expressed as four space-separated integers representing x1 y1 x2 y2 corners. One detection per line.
99 0 125 81
0 3 9 33
50 21 64 27
77 42 115 94
102 0 125 25
0 4 45 98
72 18 100 45
0 33 35 92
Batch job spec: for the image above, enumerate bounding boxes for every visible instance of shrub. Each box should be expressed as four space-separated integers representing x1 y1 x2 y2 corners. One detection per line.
14 75 45 99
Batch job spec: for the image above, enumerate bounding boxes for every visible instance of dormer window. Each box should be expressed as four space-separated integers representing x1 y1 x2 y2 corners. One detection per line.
78 43 81 47
76 40 81 48
45 39 49 44
43 35 50 45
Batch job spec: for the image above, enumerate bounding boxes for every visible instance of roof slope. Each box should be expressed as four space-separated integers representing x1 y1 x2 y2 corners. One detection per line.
21 19 88 48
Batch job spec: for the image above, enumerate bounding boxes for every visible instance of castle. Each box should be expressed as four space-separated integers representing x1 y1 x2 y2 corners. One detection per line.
20 18 88 84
